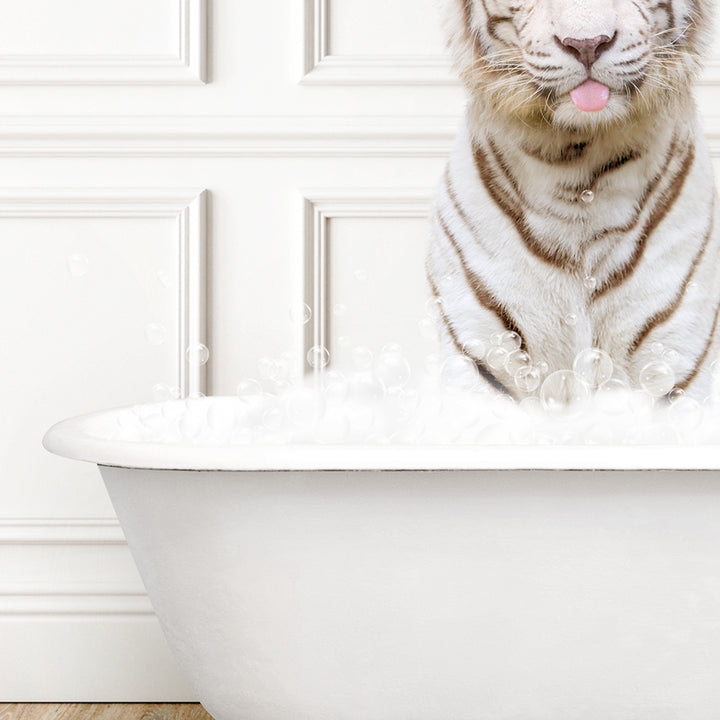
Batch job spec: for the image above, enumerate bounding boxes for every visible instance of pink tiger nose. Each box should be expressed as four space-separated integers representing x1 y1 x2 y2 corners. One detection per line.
557 33 616 71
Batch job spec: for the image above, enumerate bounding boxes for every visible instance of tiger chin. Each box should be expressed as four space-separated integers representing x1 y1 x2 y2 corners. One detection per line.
427 0 720 403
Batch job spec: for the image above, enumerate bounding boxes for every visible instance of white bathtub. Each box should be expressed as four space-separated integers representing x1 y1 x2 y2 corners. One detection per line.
43 401 720 720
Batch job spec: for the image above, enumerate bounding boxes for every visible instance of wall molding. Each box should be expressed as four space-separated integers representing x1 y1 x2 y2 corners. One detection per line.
302 0 453 85
0 188 208 396
0 518 152 617
0 0 206 85
0 517 124 545
0 115 460 157
302 189 432 375
0 584 153 617
0 115 718 157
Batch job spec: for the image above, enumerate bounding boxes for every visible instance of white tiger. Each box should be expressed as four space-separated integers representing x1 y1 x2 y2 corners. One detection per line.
427 0 720 401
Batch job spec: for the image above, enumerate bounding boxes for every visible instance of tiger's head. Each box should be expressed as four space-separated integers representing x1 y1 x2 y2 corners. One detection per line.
445 0 713 130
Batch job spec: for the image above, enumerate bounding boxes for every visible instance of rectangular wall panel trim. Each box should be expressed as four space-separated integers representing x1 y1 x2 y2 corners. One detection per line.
0 517 124 545
302 0 452 85
0 0 206 85
0 115 461 157
0 188 208 396
302 189 432 378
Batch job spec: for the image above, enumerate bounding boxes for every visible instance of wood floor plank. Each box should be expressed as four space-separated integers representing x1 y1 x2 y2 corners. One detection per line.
0 706 214 720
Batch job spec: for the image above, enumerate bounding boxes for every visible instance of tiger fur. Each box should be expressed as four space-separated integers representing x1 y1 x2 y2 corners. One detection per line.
427 0 720 401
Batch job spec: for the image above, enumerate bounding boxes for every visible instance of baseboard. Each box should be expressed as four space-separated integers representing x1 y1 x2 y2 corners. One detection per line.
0 616 195 701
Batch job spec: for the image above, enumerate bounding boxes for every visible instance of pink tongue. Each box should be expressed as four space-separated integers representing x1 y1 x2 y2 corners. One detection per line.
570 80 610 112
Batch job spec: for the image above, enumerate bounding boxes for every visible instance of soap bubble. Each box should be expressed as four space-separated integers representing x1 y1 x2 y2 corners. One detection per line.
573 348 613 389
462 338 487 360
258 356 289 383
186 343 210 367
313 408 350 444
666 387 684 404
663 348 681 369
515 365 542 393
580 189 595 204
441 356 479 392
207 398 238 433
505 350 531 376
66 253 90 277
323 370 349 404
500 331 522 352
418 317 437 340
156 268 172 288
307 345 330 369
668 396 702 431
486 346 509 371
351 346 374 371
425 353 442 376
289 303 312 325
629 389 655 415
540 371 590 414
596 378 630 414
651 342 665 357
262 407 284 431
152 383 173 402
374 349 411 392
639 361 675 397
564 313 578 327
425 297 444 320
583 276 597 291
179 410 203 439
236 378 263 399
286 387 325 426
145 322 167 346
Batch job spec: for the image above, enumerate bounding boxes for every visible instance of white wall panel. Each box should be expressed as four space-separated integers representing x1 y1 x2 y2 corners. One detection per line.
0 0 206 84
303 190 434 379
0 189 207 518
303 0 453 84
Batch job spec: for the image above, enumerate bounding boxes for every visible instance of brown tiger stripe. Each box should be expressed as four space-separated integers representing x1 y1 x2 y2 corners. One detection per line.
473 141 578 270
655 1 675 32
629 207 715 355
444 165 476 232
435 209 529 353
522 140 589 165
426 271 518 399
560 149 642 196
524 60 563 73
478 0 513 43
676 300 720 392
592 136 679 243
592 143 695 300
487 138 573 222
632 0 651 23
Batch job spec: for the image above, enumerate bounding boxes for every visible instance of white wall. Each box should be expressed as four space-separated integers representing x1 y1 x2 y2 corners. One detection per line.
0 0 719 701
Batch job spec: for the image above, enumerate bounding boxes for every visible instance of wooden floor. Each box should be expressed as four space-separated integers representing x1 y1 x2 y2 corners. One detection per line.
0 706 214 720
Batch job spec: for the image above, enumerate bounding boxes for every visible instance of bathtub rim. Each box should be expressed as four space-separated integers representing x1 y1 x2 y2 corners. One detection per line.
43 401 720 472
